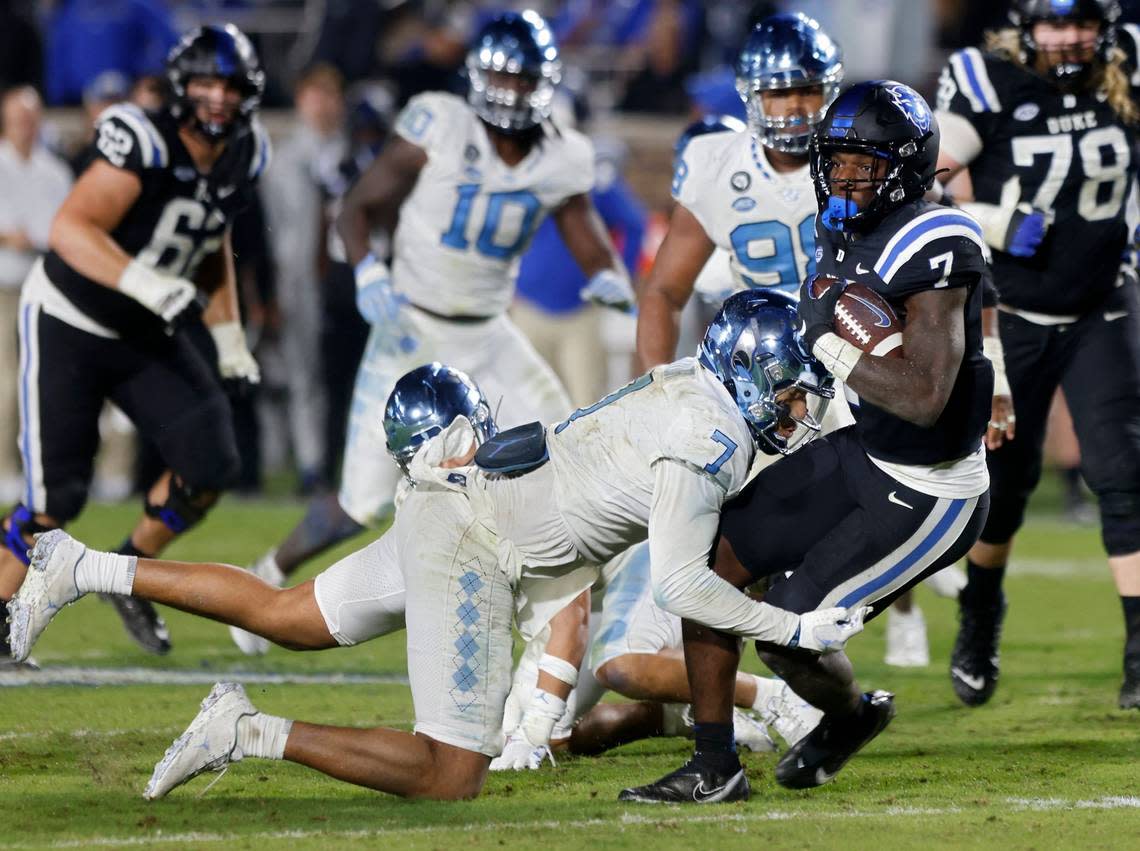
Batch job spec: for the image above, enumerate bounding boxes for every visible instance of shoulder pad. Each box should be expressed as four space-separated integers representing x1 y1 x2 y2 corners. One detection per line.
94 104 169 171
873 207 987 285
945 48 1003 114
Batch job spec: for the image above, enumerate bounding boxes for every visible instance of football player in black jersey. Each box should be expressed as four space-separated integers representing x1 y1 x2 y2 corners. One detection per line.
622 81 993 804
0 24 268 659
935 0 1140 709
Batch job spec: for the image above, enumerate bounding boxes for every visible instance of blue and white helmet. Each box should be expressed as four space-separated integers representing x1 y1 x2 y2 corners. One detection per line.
384 363 498 481
466 10 561 133
699 291 832 455
735 13 844 155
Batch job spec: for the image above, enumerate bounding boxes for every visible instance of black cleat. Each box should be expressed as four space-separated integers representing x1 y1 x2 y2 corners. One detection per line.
100 594 171 655
950 592 1007 707
1119 655 1140 710
775 690 895 789
619 757 750 804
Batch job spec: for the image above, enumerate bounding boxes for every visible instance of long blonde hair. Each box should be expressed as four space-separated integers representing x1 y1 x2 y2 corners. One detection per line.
984 27 1139 125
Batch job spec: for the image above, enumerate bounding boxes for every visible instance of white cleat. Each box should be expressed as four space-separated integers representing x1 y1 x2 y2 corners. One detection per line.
228 550 284 656
144 682 255 800
884 605 930 668
758 680 824 749
732 708 777 753
7 530 86 662
924 564 967 599
660 703 777 753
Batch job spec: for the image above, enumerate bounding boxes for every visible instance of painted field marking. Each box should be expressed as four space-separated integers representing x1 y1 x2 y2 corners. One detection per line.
0 667 409 688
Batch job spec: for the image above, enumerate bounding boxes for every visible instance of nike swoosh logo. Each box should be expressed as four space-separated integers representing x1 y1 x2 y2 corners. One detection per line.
888 491 914 510
1105 310 1128 322
815 767 837 785
952 667 986 691
692 780 729 802
856 262 870 275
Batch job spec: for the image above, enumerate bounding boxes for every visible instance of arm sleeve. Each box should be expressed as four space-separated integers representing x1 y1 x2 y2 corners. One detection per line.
648 460 799 643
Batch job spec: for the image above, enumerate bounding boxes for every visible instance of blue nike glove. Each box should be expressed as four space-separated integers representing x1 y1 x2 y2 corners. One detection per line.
1005 207 1047 258
580 269 635 312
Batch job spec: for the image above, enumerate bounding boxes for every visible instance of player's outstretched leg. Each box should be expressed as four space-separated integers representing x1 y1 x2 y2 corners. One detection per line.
144 683 287 799
228 548 284 656
773 689 896 789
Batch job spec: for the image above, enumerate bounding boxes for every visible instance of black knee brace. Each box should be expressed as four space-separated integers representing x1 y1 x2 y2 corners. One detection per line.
144 478 217 535
4 504 56 566
1098 490 1140 556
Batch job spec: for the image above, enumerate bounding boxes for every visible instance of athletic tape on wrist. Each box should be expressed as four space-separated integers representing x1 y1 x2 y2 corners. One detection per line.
812 332 864 383
982 335 1011 397
538 653 579 688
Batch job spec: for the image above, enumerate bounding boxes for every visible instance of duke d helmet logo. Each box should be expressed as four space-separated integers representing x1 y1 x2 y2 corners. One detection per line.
884 84 931 132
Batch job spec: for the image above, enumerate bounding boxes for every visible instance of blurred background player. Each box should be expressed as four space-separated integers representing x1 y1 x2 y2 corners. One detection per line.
934 0 1140 708
0 24 267 659
232 10 634 655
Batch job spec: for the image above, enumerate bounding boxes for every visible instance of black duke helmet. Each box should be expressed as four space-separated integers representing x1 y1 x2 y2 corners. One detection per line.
1011 0 1121 84
466 10 561 134
384 363 498 482
735 13 844 155
167 23 265 140
699 290 832 456
809 80 939 233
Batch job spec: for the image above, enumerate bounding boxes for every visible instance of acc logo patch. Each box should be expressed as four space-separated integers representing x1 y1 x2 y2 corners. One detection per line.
732 197 757 212
815 247 824 263
884 84 932 132
730 171 751 192
464 144 480 162
1013 102 1040 122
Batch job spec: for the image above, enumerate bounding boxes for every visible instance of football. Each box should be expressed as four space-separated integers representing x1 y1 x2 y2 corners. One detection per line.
810 276 904 358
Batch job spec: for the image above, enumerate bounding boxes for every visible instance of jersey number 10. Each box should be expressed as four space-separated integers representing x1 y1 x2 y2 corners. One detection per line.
441 184 542 260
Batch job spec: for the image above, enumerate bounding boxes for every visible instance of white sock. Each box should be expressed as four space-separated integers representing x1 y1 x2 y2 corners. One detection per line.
236 712 293 760
749 675 786 713
74 549 137 596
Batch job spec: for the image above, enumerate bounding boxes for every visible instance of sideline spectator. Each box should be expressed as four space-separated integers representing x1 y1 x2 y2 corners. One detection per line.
0 86 72 499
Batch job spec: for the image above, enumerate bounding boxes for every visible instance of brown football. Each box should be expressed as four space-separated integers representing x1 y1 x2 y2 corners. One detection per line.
810 276 904 358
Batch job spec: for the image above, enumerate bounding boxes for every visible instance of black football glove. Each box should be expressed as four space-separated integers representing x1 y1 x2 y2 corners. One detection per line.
796 275 845 351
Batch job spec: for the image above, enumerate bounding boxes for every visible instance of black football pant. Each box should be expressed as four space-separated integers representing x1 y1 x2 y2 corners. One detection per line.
719 428 989 619
982 284 1140 556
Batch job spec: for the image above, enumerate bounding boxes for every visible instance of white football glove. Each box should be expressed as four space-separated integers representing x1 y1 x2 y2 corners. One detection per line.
209 321 260 384
791 605 869 654
354 253 417 353
118 260 197 323
488 734 556 771
579 269 635 312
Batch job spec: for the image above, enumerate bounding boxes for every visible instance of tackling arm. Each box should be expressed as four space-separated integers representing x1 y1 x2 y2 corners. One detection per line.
634 204 715 371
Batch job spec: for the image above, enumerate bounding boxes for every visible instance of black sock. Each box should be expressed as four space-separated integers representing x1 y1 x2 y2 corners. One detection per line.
115 537 151 559
963 559 1005 607
1122 597 1140 661
1061 466 1083 500
692 722 739 772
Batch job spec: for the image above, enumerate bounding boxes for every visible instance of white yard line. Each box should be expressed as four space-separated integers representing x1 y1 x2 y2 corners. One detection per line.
0 797 1137 849
0 666 408 688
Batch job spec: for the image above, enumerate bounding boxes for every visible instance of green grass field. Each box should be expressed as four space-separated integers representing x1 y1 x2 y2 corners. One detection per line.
3 488 1139 850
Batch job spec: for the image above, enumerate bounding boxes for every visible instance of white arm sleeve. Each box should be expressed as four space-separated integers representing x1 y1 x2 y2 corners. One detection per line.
934 110 984 167
648 460 799 643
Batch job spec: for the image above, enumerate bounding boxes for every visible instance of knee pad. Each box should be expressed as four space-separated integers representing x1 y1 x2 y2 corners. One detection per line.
144 478 218 535
1097 490 1140 556
4 504 57 566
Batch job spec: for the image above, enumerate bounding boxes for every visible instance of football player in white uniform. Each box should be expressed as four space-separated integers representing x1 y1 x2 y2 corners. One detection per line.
8 294 865 801
230 11 634 654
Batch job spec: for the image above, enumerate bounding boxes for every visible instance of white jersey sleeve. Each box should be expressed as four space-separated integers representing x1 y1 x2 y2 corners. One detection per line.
672 132 733 238
648 460 799 642
390 93 595 317
657 396 753 497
